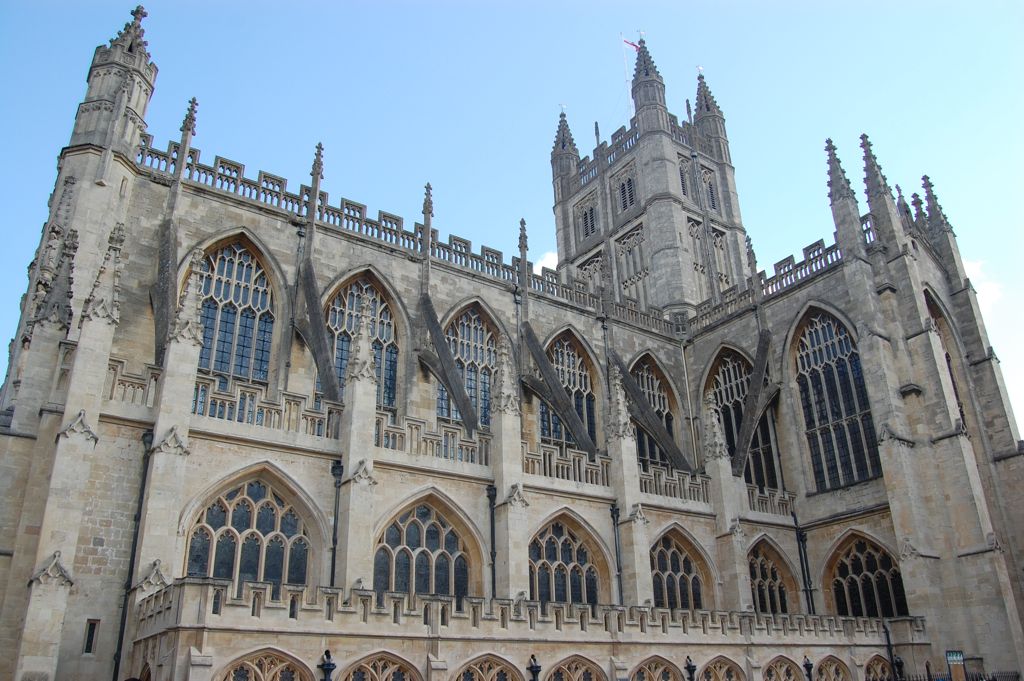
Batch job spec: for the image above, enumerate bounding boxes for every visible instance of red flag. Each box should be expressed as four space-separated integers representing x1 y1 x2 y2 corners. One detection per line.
623 39 639 50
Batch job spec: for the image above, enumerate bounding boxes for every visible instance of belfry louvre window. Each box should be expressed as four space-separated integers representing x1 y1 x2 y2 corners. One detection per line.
197 241 274 383
539 335 597 447
795 312 881 492
186 480 309 598
528 521 600 606
707 351 782 491
326 277 399 408
631 357 676 471
619 177 636 211
829 536 908 618
748 543 791 614
373 504 471 606
437 307 496 427
651 534 705 609
701 168 719 211
580 205 597 239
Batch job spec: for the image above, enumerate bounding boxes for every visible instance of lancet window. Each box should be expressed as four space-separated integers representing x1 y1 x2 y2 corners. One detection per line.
344 655 416 681
528 521 600 606
631 357 676 472
579 205 597 240
186 479 309 598
707 351 782 491
678 159 690 197
218 652 312 681
794 311 881 492
701 168 719 211
539 335 597 447
326 277 399 408
437 307 497 427
829 536 908 618
196 241 274 385
650 534 706 610
748 543 792 615
373 504 471 606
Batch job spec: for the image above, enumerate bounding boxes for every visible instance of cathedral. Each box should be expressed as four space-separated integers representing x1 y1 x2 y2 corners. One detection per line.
2 7 1023 681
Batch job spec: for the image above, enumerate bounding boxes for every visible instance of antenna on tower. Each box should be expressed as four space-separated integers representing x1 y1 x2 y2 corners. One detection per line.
620 33 634 117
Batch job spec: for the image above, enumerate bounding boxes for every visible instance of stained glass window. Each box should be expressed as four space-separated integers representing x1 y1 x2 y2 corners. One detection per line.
631 357 676 471
437 307 497 428
748 543 793 615
196 241 274 382
529 521 600 606
795 312 881 491
829 536 908 618
650 534 706 610
540 335 597 448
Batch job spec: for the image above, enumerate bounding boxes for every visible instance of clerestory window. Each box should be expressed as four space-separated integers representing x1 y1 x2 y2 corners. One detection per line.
436 307 496 428
539 335 597 448
528 521 600 606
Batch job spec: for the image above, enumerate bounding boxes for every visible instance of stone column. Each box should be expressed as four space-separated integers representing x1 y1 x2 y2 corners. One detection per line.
491 339 529 600
605 366 653 606
336 314 380 592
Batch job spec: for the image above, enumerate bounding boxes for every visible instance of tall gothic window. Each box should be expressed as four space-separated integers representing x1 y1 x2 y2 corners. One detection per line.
650 534 707 610
707 351 782 491
679 159 690 197
631 357 676 472
219 652 312 681
579 205 597 239
926 294 968 428
437 307 497 427
701 168 719 211
197 241 274 384
186 479 309 598
326 277 399 408
795 311 881 492
829 536 908 618
529 521 600 606
373 504 471 606
539 335 597 447
343 655 416 681
748 542 793 615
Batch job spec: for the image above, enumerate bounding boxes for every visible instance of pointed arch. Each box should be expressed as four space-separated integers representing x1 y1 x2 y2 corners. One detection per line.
762 657 801 681
864 656 893 681
747 535 799 615
698 656 745 681
539 327 602 448
179 228 288 299
339 652 424 681
923 288 971 430
320 264 412 331
788 304 881 492
439 295 514 345
214 646 316 681
628 352 682 471
436 300 503 428
541 324 605 385
545 656 607 681
629 656 684 681
814 656 851 681
528 509 614 606
781 299 862 378
697 342 755 397
627 351 683 412
649 522 721 592
823 530 908 618
649 526 716 610
452 655 527 681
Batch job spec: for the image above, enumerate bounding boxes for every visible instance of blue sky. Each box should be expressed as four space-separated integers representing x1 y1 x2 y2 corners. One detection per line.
0 1 1020 431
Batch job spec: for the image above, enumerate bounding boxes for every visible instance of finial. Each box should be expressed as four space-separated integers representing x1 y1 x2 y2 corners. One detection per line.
694 70 721 116
860 133 891 199
112 5 150 56
911 192 926 225
131 5 148 26
632 37 661 80
922 175 951 231
181 97 198 135
519 218 528 253
311 142 324 180
422 182 433 218
552 112 579 155
825 138 855 205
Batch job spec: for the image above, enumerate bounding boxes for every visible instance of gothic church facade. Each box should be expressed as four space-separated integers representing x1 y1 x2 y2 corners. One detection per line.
1 7 1022 681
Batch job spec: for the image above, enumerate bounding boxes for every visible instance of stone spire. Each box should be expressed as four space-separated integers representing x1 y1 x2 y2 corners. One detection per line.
175 98 198 180
895 184 915 232
825 138 856 205
110 5 150 59
632 39 662 82
422 182 434 220
922 175 952 233
860 134 892 199
631 39 667 117
311 142 324 183
181 97 198 137
552 113 579 157
694 73 723 118
911 192 928 231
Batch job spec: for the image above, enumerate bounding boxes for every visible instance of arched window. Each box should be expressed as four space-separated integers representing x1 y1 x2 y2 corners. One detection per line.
815 657 851 681
619 177 636 211
794 311 881 492
707 351 782 491
457 657 520 681
701 168 719 211
650 534 708 610
926 294 968 428
748 541 794 615
529 521 600 606
343 655 416 681
632 659 681 681
372 504 471 605
218 652 312 681
326 277 399 408
539 335 598 448
828 535 908 618
631 357 676 472
437 307 497 427
197 241 274 385
678 160 690 197
700 658 744 681
864 658 893 681
548 658 605 681
762 658 801 681
186 479 310 598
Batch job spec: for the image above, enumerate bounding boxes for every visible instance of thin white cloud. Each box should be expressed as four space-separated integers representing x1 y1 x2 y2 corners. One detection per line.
533 251 558 274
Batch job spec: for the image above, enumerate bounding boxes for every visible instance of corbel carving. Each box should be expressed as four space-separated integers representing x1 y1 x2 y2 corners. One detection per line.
56 409 99 445
877 422 915 448
29 550 74 587
150 425 190 456
351 458 378 486
628 503 649 525
506 482 529 508
134 558 170 592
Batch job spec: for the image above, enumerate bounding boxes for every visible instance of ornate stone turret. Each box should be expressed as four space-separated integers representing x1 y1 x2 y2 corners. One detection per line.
825 139 864 259
694 73 729 160
921 175 967 284
860 134 906 248
631 39 669 133
550 112 579 205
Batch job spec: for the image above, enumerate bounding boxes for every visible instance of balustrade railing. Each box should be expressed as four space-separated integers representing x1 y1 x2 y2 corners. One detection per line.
105 360 160 408
189 378 341 439
746 485 796 516
522 442 610 487
638 465 711 504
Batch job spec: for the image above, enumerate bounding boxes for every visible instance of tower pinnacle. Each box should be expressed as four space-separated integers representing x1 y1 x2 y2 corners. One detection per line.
181 97 198 136
825 138 856 205
110 5 150 58
860 134 891 199
922 175 952 232
552 113 579 157
632 39 662 82
694 73 723 118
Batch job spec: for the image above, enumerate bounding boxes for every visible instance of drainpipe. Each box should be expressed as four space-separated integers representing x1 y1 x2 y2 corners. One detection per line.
792 511 815 614
610 504 623 605
330 459 344 587
486 485 497 598
111 429 154 681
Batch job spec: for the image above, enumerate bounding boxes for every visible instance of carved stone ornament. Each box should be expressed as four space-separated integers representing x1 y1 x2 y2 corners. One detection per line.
346 314 379 385
56 409 99 445
877 422 915 448
492 338 520 416
701 392 730 461
728 518 744 539
150 425 190 456
351 458 378 486
29 550 74 587
506 482 529 508
629 503 650 525
606 365 634 441
170 249 206 346
986 532 1004 553
135 558 170 592
83 223 126 324
35 228 78 330
899 536 919 561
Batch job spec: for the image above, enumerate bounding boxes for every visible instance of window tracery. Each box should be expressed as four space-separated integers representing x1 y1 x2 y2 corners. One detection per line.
457 657 519 681
631 357 675 471
529 521 600 606
326 277 399 408
762 658 801 681
748 542 792 614
631 659 680 681
650 534 705 610
701 658 744 681
795 311 881 492
344 655 416 681
540 335 598 448
829 536 908 618
864 658 893 681
197 241 274 384
437 307 497 427
186 479 309 599
618 177 636 211
815 658 851 681
549 658 604 681
218 652 311 681
701 167 719 211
